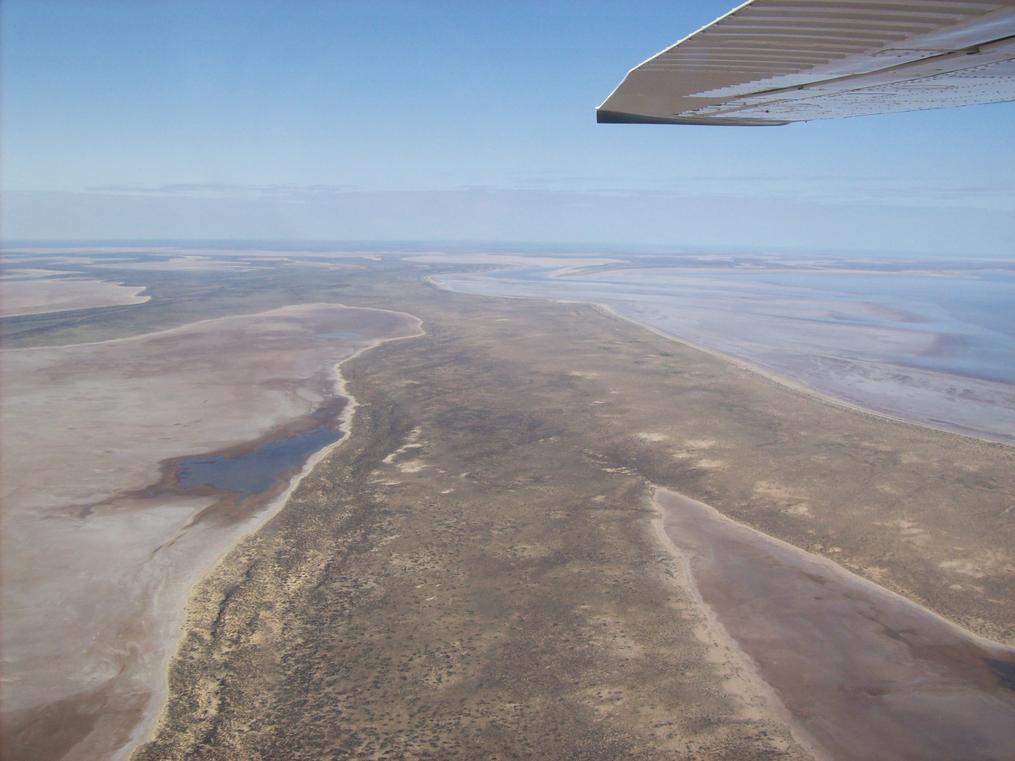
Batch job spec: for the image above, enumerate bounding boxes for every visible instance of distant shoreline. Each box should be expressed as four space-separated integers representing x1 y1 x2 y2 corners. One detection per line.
590 302 1015 448
426 272 1015 448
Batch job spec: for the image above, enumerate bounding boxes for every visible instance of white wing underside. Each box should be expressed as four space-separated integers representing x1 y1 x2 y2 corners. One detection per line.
597 0 1015 125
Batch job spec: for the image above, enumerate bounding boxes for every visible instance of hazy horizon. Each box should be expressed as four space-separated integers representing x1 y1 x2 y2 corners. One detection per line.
4 238 1014 261
3 1 1013 256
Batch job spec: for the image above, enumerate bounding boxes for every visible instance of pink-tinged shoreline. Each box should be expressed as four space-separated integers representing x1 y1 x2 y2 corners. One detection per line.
653 487 1015 761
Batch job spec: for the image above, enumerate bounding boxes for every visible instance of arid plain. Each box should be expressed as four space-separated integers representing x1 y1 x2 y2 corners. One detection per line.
1 247 1013 761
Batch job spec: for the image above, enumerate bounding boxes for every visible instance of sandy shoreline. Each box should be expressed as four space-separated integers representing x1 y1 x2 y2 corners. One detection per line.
425 271 1015 447
647 491 830 761
127 312 425 759
0 304 424 761
590 302 1015 448
427 273 1013 447
653 487 1015 761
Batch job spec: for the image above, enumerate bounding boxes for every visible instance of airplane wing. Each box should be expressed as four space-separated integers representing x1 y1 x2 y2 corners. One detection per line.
597 0 1015 125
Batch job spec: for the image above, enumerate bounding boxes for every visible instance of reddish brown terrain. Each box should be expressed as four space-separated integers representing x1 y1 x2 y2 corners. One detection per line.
1 249 1012 761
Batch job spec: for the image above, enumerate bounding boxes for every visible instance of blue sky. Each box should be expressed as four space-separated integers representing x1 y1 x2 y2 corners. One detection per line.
2 0 1013 254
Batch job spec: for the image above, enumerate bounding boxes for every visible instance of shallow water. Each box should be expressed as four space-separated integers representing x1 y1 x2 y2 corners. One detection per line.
437 261 1015 442
176 425 343 495
592 267 1015 384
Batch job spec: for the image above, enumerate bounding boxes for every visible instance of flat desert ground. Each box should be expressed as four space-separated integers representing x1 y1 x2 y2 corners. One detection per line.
1 277 421 761
1 248 1012 761
0 271 150 316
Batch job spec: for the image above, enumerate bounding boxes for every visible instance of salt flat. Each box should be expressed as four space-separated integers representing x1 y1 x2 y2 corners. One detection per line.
0 272 150 316
436 258 1015 443
0 302 420 761
656 488 1015 761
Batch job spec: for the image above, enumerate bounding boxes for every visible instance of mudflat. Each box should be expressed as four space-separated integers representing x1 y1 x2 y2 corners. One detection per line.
126 264 1013 760
0 274 150 316
0 302 421 761
657 489 1015 761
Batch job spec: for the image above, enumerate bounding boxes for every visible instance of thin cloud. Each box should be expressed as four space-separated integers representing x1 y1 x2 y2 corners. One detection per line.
84 183 362 198
62 176 1015 212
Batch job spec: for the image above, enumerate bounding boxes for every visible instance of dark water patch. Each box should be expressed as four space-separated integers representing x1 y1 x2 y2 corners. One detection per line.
92 397 350 524
985 658 1015 691
176 425 342 495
